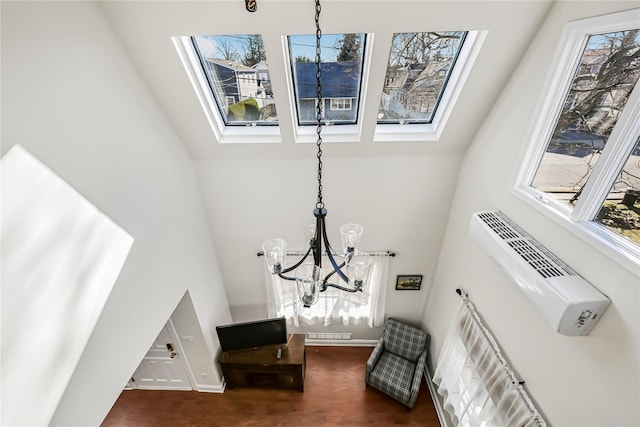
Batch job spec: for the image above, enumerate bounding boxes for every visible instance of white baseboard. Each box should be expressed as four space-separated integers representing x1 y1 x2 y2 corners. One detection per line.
136 386 193 391
195 382 226 393
304 338 377 347
424 366 452 427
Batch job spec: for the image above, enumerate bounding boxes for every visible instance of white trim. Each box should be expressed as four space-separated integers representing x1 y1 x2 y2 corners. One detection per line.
135 385 193 391
194 382 226 393
172 36 282 144
304 338 377 347
424 365 453 427
512 185 640 273
374 30 487 142
512 9 640 274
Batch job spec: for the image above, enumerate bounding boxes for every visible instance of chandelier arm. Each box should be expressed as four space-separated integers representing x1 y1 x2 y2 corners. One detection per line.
323 282 361 293
280 246 313 276
323 239 341 257
321 260 345 285
277 273 297 282
322 224 350 283
312 210 325 267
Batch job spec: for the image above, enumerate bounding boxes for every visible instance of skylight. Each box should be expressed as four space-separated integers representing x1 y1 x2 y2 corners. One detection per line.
288 33 366 126
174 29 484 144
378 32 467 124
191 34 278 126
373 30 485 142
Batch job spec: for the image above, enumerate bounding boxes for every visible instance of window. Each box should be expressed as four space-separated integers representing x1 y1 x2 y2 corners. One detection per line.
373 30 486 142
516 10 640 264
288 33 366 126
594 136 640 243
377 32 467 124
264 254 389 327
191 34 278 126
173 34 282 143
330 98 352 110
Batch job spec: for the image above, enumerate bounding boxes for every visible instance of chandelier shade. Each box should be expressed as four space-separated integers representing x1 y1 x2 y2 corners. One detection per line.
262 0 374 307
262 238 287 274
295 264 323 308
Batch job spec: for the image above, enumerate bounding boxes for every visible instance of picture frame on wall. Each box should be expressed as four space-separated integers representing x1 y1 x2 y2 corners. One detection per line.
395 275 422 291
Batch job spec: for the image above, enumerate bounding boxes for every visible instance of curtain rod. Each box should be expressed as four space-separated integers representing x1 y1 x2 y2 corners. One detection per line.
454 288 547 427
258 250 396 257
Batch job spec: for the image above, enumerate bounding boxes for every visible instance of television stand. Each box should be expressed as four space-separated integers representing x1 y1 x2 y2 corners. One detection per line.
218 334 305 392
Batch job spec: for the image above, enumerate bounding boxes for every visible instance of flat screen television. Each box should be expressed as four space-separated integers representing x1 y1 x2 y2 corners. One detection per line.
216 317 288 352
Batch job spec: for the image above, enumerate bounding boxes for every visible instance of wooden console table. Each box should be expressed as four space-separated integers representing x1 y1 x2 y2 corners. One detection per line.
218 334 305 392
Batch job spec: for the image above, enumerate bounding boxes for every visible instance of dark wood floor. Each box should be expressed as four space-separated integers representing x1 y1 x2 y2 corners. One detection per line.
102 346 441 427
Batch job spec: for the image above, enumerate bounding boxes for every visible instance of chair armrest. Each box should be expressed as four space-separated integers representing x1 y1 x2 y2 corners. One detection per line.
365 339 385 380
407 350 427 408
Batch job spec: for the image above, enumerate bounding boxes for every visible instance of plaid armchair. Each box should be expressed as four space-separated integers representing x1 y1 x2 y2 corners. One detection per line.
365 318 430 409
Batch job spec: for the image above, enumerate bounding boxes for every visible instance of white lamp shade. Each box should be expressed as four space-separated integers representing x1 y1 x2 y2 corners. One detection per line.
295 264 323 307
340 223 363 253
262 238 287 274
346 253 372 289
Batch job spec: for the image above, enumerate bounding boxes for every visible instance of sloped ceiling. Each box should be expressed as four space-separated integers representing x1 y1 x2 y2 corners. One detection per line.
101 0 553 159
99 1 554 321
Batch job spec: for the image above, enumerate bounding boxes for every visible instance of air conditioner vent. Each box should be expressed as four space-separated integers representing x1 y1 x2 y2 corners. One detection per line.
470 210 610 336
477 211 574 279
507 239 566 278
477 212 520 240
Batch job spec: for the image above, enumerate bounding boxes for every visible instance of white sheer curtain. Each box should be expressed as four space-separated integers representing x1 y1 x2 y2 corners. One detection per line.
265 254 389 328
432 300 545 427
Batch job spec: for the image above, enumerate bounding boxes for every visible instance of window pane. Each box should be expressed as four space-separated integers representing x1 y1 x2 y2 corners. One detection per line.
377 32 467 124
532 30 640 205
595 136 640 245
191 35 278 126
288 33 365 125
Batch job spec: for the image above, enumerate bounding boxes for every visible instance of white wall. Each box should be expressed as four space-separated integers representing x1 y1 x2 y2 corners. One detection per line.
424 2 640 426
195 153 462 339
1 2 232 425
1 146 133 426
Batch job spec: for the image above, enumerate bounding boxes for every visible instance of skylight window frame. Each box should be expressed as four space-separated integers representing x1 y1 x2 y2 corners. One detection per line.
374 30 487 142
512 9 640 273
376 31 468 126
172 36 282 144
283 33 373 144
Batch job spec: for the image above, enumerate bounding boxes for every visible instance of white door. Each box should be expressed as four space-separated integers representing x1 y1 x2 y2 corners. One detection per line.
130 320 193 390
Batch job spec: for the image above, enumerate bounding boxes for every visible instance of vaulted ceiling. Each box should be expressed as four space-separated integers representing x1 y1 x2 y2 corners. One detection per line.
98 1 555 315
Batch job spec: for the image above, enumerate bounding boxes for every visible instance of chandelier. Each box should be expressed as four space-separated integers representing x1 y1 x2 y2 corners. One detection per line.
262 0 372 308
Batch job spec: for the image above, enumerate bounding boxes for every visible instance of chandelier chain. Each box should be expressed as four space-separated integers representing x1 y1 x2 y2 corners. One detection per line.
315 0 324 210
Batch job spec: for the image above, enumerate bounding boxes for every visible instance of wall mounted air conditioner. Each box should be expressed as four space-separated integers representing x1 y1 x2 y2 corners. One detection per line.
469 211 610 336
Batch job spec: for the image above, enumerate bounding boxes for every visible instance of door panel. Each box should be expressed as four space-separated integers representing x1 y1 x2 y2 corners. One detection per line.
131 321 192 390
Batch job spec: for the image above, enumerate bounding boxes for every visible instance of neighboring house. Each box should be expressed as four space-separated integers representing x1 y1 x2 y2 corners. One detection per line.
204 58 269 109
294 61 361 123
565 45 640 136
253 60 273 96
381 61 449 121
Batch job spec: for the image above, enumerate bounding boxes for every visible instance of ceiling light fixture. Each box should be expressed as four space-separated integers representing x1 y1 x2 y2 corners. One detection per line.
262 0 372 308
